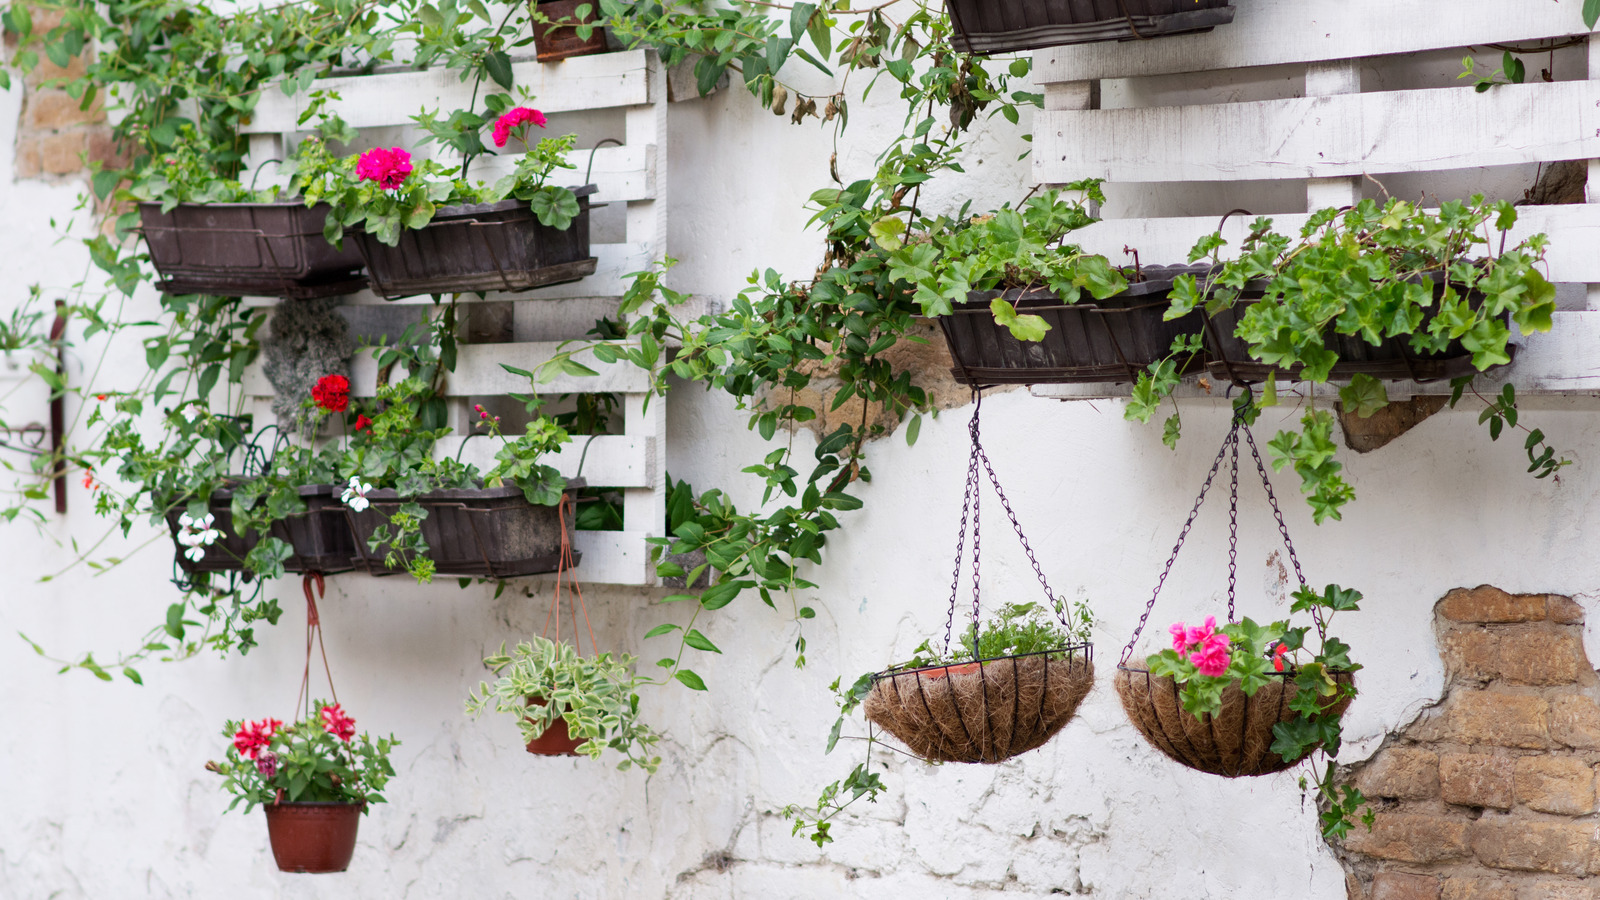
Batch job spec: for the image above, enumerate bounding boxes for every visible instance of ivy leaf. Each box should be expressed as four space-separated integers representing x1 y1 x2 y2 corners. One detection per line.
990 298 1050 342
1338 373 1388 419
869 215 905 250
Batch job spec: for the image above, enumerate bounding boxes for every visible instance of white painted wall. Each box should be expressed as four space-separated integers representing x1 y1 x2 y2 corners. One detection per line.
5 26 1600 900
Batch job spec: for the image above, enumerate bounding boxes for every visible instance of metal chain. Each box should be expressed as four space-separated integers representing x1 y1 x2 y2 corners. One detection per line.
974 435 1069 630
1226 430 1240 623
1119 421 1241 665
942 424 983 654
1241 425 1325 640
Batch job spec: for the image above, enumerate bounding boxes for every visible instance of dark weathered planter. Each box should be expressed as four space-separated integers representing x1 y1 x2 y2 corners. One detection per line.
531 0 610 61
355 186 598 300
939 265 1207 386
278 484 358 575
862 646 1094 763
138 201 366 299
263 801 364 874
1202 283 1508 384
344 482 582 578
1114 665 1354 777
166 493 258 574
947 0 1234 55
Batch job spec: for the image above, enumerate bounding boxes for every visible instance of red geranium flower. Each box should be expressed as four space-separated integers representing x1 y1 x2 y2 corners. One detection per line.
232 717 283 760
353 413 373 433
311 374 350 413
355 146 414 190
1272 642 1291 673
492 107 548 148
320 703 356 742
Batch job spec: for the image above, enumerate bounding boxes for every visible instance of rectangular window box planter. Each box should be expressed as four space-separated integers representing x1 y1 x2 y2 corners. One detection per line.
531 0 610 60
354 186 599 300
938 264 1207 386
166 484 359 575
1201 283 1512 384
947 0 1234 55
138 201 367 299
344 481 583 578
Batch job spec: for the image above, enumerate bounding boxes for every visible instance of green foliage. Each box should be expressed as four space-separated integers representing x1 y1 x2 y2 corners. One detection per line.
465 637 661 772
208 702 399 813
1458 50 1526 92
895 600 1094 669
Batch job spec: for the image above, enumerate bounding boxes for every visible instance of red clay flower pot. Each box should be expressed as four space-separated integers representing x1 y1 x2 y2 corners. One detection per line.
524 697 585 756
263 801 363 873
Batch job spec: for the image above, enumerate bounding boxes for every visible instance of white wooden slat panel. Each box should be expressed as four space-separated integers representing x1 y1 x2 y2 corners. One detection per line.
1035 80 1600 185
1064 204 1600 285
434 433 653 488
558 530 654 585
471 144 654 203
244 339 650 397
1033 0 1590 83
244 49 653 134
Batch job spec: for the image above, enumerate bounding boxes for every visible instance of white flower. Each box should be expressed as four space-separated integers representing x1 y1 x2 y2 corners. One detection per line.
341 476 373 513
183 545 207 563
176 511 219 559
181 405 203 423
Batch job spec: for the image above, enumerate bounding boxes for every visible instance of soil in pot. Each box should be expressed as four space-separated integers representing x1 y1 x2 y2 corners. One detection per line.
345 482 582 578
1114 665 1355 777
863 650 1094 763
138 201 366 299
947 0 1234 55
940 264 1207 386
356 187 599 300
263 801 364 874
531 0 610 60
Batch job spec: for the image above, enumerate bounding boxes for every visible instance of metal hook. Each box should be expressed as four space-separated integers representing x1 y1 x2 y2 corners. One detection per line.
584 138 623 186
249 158 284 193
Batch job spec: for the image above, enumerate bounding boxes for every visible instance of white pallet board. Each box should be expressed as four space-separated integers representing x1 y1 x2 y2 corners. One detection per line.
243 49 654 134
568 530 655 586
1035 80 1600 185
1065 204 1600 285
436 433 654 488
1033 0 1592 82
473 143 655 202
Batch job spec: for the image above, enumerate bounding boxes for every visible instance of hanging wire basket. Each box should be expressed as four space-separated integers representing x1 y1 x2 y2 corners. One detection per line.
863 393 1094 764
1112 401 1353 777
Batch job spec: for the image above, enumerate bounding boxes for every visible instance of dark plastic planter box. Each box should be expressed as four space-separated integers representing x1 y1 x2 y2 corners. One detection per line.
167 484 359 575
939 264 1207 386
1202 283 1511 385
344 481 583 578
138 201 366 299
354 186 599 300
531 0 609 60
947 0 1234 54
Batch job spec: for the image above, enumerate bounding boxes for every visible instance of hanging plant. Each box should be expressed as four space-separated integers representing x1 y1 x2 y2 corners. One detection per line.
1112 396 1370 839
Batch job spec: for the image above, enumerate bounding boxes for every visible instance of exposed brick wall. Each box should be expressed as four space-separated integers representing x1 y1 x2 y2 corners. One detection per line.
1332 586 1600 899
7 9 122 180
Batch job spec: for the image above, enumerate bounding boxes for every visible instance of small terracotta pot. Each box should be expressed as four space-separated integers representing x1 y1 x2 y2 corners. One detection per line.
531 0 609 61
918 661 982 681
263 801 363 873
525 697 585 756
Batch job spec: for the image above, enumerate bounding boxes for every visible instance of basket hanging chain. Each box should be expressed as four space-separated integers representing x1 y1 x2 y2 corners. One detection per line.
1226 426 1240 623
1240 423 1323 640
1118 419 1241 666
942 392 1073 658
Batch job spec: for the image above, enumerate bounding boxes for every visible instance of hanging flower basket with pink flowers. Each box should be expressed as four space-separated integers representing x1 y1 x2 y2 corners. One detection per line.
1113 393 1363 787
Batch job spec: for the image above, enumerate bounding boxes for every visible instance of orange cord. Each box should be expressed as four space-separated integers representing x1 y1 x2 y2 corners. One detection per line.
541 494 597 656
296 572 338 719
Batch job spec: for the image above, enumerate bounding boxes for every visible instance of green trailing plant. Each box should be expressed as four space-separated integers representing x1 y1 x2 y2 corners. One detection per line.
1129 197 1566 523
465 637 661 772
206 701 399 812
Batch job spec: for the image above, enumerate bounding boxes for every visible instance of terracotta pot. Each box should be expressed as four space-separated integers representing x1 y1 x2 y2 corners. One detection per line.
263 801 363 873
531 0 610 61
525 697 585 756
918 661 982 680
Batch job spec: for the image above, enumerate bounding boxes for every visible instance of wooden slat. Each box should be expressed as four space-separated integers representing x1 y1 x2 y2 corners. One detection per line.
558 530 655 586
1035 80 1600 185
244 49 653 134
470 143 654 203
1033 0 1590 83
1063 203 1600 285
435 433 654 488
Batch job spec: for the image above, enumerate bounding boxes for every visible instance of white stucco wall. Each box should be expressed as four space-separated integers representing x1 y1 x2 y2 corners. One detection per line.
3 39 1597 900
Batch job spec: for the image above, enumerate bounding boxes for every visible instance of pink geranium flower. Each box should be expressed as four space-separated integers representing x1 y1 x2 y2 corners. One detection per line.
1169 621 1190 652
1188 631 1233 677
355 147 413 190
492 106 548 148
232 718 283 760
320 703 357 742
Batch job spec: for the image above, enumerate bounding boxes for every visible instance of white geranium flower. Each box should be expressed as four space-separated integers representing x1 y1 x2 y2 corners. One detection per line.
183 544 207 562
176 512 219 560
341 476 373 513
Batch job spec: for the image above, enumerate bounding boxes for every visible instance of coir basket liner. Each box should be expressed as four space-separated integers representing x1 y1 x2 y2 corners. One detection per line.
1114 665 1353 777
864 648 1094 763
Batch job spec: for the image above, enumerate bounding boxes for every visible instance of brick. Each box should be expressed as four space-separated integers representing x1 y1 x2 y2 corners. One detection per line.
23 50 87 87
1470 819 1597 875
1349 872 1368 900
85 128 129 171
1417 692 1549 749
1547 595 1586 625
1343 813 1470 863
1442 878 1515 900
1500 631 1586 686
1443 630 1502 682
1517 880 1595 900
37 131 86 175
1441 754 1515 809
26 90 102 130
1372 873 1440 900
1441 587 1547 624
14 136 41 178
1514 757 1595 815
1358 747 1441 800
1550 695 1600 750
